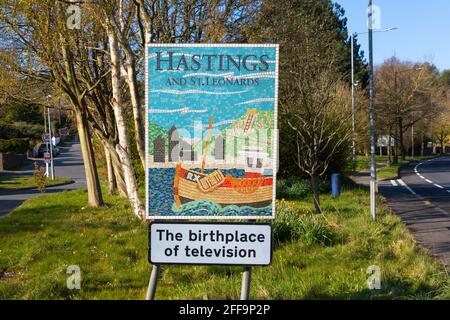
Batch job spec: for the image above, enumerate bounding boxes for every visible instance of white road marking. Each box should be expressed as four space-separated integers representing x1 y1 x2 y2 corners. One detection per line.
397 179 417 195
413 159 449 192
390 180 398 186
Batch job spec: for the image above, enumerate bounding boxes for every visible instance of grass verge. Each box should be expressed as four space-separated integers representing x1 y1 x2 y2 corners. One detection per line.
0 183 448 299
0 175 72 190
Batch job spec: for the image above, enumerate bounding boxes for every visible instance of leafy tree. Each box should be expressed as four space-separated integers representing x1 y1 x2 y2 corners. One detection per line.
33 162 46 193
375 58 446 161
245 0 362 212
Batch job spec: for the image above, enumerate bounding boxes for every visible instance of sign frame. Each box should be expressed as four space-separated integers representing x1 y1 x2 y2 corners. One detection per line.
148 221 273 267
43 152 51 163
145 43 279 220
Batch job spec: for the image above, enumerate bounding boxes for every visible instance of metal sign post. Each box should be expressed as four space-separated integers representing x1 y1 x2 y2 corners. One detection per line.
145 264 160 300
145 265 255 301
240 266 252 300
145 264 254 301
146 222 271 300
241 218 256 300
47 107 54 180
44 152 50 177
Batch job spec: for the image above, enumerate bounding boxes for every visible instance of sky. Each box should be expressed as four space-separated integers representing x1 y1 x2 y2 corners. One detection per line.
336 0 450 71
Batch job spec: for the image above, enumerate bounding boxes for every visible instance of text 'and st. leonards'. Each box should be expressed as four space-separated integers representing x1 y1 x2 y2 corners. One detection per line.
149 223 271 266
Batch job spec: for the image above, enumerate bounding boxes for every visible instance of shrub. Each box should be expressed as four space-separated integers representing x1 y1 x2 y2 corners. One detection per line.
33 162 46 193
276 178 310 199
297 216 335 246
272 201 304 242
273 201 335 246
0 121 44 140
277 178 331 199
319 179 331 193
0 139 29 154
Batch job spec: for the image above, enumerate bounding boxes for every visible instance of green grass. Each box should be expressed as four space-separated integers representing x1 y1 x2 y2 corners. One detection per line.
0 183 448 300
356 155 436 180
0 175 72 190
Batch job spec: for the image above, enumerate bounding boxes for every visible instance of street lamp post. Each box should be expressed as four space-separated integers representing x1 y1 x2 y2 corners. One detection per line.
46 95 55 180
43 105 50 177
350 27 398 174
351 33 356 173
354 2 398 221
48 107 54 180
368 0 376 221
411 112 414 158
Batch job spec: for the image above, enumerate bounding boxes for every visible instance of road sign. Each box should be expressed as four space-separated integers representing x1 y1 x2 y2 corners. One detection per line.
377 135 394 147
43 152 50 163
149 222 272 266
145 44 279 220
42 133 50 143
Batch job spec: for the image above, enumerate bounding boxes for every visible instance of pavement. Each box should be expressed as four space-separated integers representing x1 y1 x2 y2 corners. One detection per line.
352 156 450 267
0 141 86 217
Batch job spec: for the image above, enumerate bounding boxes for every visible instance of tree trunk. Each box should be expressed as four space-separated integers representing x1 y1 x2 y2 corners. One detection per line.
420 133 424 157
104 145 116 195
387 127 392 166
125 54 146 170
109 146 128 198
399 116 405 160
393 122 398 164
96 132 128 198
75 109 103 207
108 29 145 219
311 175 321 214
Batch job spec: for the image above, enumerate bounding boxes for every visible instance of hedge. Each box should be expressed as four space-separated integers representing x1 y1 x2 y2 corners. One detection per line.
0 139 29 154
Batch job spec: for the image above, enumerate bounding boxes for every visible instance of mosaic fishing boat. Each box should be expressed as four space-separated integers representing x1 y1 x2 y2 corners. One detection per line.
174 164 273 208
173 111 273 208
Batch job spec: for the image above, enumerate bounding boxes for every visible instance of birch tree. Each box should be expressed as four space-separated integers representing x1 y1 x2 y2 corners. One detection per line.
107 26 145 219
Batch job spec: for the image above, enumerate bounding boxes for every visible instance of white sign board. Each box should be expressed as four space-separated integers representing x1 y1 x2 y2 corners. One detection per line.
149 223 272 266
146 44 279 220
42 133 50 143
377 135 394 147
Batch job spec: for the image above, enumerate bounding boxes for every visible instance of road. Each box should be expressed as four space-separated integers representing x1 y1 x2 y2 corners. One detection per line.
0 141 86 217
379 156 450 266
